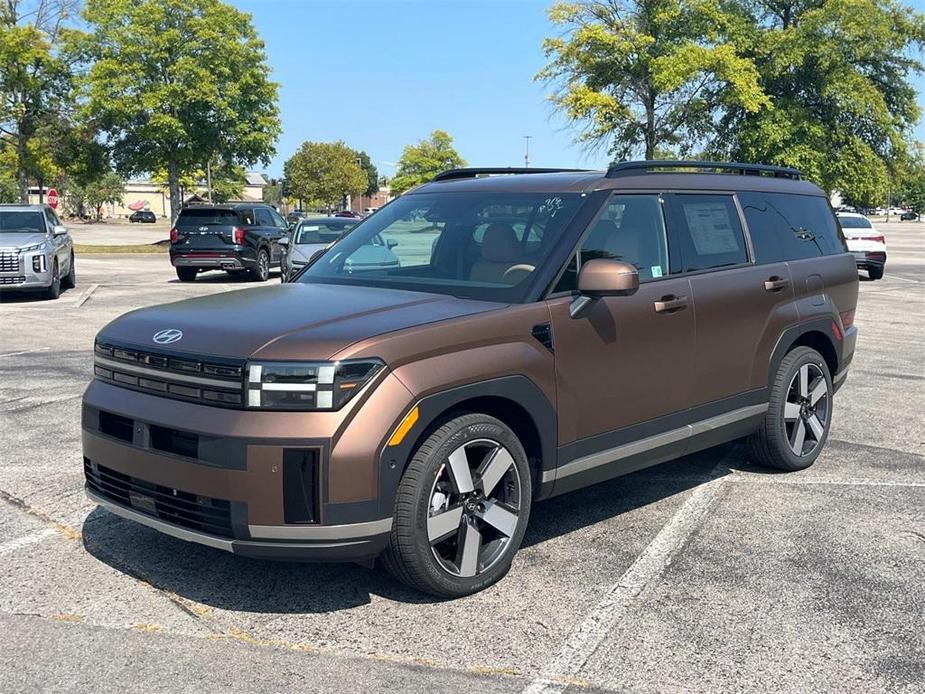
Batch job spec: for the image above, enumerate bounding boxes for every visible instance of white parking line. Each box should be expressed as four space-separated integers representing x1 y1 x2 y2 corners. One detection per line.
74 283 100 307
0 347 50 359
0 528 56 556
523 464 728 693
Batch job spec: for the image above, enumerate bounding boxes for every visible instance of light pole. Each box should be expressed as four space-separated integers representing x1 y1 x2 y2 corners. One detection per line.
523 135 532 168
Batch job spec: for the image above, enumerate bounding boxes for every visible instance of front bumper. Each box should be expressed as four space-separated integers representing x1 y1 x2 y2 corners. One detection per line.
81 376 412 561
0 249 54 290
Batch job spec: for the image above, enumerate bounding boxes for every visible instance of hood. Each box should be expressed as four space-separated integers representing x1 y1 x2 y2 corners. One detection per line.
290 243 327 263
0 232 47 249
97 283 505 361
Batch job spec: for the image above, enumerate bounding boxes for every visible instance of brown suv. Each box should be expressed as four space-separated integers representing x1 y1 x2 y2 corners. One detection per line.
82 161 858 597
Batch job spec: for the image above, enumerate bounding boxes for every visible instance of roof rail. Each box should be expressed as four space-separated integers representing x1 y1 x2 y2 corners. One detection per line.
432 167 592 182
606 160 803 180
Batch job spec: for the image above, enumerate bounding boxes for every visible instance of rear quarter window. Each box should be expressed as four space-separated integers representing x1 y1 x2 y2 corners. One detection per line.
739 192 847 263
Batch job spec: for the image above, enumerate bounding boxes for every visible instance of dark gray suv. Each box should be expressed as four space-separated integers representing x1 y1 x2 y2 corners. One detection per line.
169 204 290 282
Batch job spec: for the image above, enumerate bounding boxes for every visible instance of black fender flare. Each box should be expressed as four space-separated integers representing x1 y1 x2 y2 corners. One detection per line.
376 375 557 517
767 317 843 386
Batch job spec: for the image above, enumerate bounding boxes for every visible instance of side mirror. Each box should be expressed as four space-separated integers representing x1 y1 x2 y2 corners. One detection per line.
570 259 639 318
53 225 68 236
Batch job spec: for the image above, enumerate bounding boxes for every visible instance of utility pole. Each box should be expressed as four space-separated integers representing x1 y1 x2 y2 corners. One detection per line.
206 159 213 203
523 135 532 168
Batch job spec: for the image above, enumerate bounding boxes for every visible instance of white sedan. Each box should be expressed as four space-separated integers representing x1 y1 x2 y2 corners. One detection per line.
837 212 887 280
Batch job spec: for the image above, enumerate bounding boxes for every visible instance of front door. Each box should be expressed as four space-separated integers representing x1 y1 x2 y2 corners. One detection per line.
548 193 695 484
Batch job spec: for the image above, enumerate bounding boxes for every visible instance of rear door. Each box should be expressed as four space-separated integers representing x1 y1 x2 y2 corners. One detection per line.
173 208 241 251
254 207 287 264
665 193 796 408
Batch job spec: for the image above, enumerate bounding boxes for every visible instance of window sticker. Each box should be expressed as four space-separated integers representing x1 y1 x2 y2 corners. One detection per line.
682 203 740 254
651 265 663 278
540 197 564 218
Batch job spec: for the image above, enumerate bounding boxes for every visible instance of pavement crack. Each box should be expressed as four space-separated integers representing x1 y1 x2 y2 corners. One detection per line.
0 488 81 540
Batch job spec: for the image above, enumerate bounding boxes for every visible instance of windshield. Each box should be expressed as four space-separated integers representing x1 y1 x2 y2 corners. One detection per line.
296 220 355 244
838 216 872 229
297 191 583 302
0 211 45 234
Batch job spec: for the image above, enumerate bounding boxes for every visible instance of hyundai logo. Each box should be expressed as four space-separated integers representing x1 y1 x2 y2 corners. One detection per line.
152 329 183 345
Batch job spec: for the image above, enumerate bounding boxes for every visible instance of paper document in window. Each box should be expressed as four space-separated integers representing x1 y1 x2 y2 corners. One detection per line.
683 203 740 254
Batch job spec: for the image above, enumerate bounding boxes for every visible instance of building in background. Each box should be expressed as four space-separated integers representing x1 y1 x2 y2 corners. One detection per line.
350 184 392 214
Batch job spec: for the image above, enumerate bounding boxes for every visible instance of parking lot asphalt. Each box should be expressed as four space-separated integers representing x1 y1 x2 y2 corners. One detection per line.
0 225 923 693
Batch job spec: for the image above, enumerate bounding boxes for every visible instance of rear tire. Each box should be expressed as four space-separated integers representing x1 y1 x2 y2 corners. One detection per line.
61 253 76 289
382 413 532 598
250 249 270 282
747 346 833 471
44 260 61 300
176 267 198 282
868 265 884 280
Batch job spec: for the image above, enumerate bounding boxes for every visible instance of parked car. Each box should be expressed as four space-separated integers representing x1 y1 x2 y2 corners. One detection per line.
0 204 75 300
280 216 359 280
837 212 887 280
335 210 362 218
169 203 290 282
900 210 918 221
83 161 858 597
286 210 306 224
129 210 157 223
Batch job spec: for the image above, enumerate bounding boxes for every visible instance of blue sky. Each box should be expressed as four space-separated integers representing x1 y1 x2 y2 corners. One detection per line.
235 0 925 178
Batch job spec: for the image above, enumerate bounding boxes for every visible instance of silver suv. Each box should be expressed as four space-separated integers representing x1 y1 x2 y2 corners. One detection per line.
0 204 75 300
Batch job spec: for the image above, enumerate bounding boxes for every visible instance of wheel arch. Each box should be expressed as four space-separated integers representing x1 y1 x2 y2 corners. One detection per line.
377 376 557 517
768 320 841 386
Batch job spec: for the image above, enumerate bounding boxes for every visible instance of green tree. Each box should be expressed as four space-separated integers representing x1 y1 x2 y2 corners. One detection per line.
76 0 281 219
262 177 284 206
283 141 366 210
713 0 925 195
537 0 769 160
391 130 466 195
355 150 379 197
69 170 125 220
0 1 78 202
208 161 246 204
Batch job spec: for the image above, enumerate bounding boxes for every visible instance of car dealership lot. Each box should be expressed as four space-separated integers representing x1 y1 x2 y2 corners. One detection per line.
0 226 922 692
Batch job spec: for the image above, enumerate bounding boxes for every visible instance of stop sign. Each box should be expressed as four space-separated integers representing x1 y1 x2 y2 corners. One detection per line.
47 188 59 209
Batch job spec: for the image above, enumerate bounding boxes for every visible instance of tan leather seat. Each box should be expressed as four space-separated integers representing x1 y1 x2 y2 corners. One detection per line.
470 223 534 284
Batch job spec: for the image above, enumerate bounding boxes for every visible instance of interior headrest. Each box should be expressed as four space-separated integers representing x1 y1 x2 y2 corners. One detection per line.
481 223 520 262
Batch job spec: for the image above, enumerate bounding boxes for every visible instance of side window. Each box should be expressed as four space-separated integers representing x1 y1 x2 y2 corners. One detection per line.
739 192 847 263
255 208 274 227
239 209 256 226
269 209 287 229
554 194 669 292
43 209 57 231
670 194 749 272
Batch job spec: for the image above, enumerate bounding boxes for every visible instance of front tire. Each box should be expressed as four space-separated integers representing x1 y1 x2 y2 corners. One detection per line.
747 346 833 471
382 413 532 598
250 249 270 282
45 260 61 300
61 253 76 289
176 267 198 282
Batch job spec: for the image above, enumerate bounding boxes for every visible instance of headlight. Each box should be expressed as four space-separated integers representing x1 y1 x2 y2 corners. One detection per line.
19 242 47 253
246 359 383 410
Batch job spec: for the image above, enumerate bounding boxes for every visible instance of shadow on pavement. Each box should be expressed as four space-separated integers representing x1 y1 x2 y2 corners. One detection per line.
81 443 745 613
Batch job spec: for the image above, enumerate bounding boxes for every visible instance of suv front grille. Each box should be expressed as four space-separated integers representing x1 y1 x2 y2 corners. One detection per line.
94 341 245 407
84 459 234 538
0 250 19 273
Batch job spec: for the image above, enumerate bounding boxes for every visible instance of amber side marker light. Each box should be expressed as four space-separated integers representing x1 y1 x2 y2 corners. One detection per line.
388 406 420 447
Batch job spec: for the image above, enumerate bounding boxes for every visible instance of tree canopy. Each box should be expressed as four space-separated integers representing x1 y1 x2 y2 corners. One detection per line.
711 0 925 197
391 130 466 195
538 0 770 159
0 1 78 201
355 150 379 197
284 141 367 210
76 0 280 218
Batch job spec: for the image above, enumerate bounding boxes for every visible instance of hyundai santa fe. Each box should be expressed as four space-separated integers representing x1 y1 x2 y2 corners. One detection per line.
82 161 858 597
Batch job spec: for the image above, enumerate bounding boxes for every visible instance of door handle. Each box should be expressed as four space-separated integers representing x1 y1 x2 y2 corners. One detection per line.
764 276 790 292
654 295 688 313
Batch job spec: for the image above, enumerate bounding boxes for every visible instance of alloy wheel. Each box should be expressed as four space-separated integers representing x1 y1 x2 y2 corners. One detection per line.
426 439 522 578
784 363 829 456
